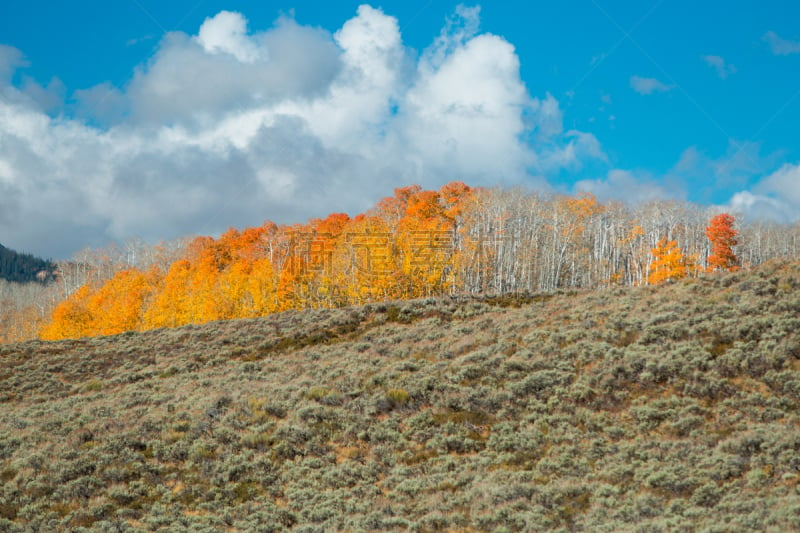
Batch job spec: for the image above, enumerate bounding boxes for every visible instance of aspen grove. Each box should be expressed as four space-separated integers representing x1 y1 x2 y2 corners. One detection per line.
3 183 799 342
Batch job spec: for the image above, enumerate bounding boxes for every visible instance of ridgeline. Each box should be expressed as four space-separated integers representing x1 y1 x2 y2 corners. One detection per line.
1 261 800 531
0 244 55 284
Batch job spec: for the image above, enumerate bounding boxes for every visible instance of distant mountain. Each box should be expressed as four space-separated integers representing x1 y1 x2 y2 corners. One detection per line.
0 243 56 283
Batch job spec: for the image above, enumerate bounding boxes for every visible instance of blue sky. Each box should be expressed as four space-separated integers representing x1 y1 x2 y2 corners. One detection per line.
1 1 799 258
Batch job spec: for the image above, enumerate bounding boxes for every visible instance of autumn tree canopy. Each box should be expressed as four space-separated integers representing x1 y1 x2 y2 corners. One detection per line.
23 185 800 343
706 213 738 272
648 237 693 285
40 183 474 339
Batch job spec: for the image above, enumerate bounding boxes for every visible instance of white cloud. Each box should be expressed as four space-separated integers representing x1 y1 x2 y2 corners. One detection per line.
726 163 800 223
288 4 407 152
763 31 800 56
758 163 800 206
574 169 676 204
425 4 482 68
728 191 794 221
401 31 534 179
73 82 129 126
630 75 672 95
196 11 261 63
124 16 342 126
539 129 606 173
702 55 737 79
0 5 604 259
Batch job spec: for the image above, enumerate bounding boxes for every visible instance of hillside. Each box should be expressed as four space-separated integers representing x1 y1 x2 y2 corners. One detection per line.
2 261 800 531
0 244 55 284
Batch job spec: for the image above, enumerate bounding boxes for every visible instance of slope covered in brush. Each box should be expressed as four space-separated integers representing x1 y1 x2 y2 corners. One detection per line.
1 261 800 531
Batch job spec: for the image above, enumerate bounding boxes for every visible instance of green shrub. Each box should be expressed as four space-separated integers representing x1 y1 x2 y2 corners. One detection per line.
84 380 103 392
386 388 410 407
306 387 343 406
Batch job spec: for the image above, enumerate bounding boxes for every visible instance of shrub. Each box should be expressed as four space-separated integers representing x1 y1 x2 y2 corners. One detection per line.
306 387 344 406
386 388 410 408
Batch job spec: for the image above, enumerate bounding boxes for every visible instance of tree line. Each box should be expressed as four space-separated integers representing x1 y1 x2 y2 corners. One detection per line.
1 182 798 342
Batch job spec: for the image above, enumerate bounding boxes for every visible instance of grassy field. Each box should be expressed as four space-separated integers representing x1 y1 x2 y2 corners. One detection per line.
2 261 800 531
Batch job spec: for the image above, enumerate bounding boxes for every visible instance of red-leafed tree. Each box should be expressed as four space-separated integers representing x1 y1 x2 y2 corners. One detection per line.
706 213 738 272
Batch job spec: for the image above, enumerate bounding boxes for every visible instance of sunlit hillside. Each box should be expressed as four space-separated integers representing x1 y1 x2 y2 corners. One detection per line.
2 261 800 530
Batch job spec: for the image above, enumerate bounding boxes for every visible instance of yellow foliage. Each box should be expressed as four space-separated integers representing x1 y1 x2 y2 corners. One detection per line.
40 183 476 340
40 285 96 340
648 237 694 285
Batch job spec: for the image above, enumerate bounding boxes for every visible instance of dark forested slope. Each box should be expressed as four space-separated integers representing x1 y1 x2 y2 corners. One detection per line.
0 244 55 284
1 261 800 531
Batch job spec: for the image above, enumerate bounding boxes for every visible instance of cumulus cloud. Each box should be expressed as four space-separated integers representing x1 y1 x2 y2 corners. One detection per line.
196 11 261 63
0 45 67 114
401 30 533 178
762 31 800 55
72 82 129 126
758 164 800 206
19 76 65 113
727 163 800 222
702 55 737 79
0 5 605 259
728 191 794 221
123 16 342 127
630 75 672 95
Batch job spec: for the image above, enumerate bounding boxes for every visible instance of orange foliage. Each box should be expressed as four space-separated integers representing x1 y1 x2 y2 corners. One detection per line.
144 260 193 328
706 213 738 272
648 237 694 285
36 182 478 339
86 269 154 336
41 269 155 339
40 285 95 340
